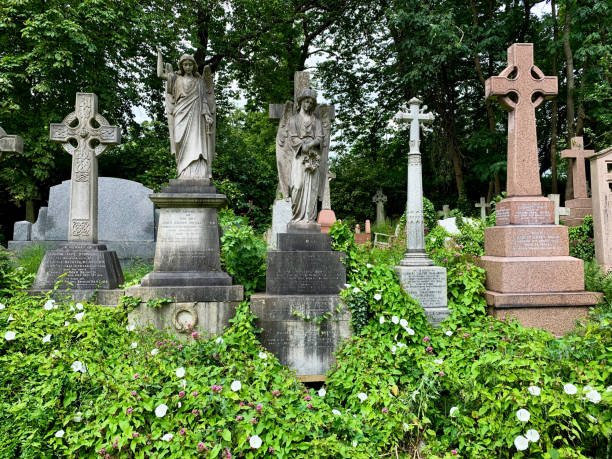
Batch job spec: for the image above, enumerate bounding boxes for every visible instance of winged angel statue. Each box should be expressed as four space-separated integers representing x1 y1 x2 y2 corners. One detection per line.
276 88 331 227
157 48 216 179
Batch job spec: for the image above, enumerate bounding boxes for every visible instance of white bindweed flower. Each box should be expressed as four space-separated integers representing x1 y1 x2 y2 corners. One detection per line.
403 422 410 431
74 312 85 322
332 409 341 416
155 404 168 418
259 351 267 359
64 321 70 327
249 434 262 449
391 316 399 324
406 327 415 336
44 300 54 311
449 406 458 417
54 429 65 438
73 412 82 422
352 287 360 294
434 359 443 365
69 305 75 312
175 367 185 378
231 380 242 392
215 336 224 344
445 330 453 336
525 429 540 443
379 316 385 324
42 334 52 344
397 342 407 348
343 283 351 289
366 263 373 268
516 409 530 422
391 345 397 355
4 331 16 341
607 385 612 392
7 314 15 322
374 293 382 301
399 318 408 327
318 388 326 397
585 389 602 403
178 401 182 408
71 360 87 373
76 303 83 311
352 440 358 447
0 303 5 310
126 324 135 332
583 385 593 392
161 433 173 441
150 348 159 356
563 383 578 395
528 386 541 396
357 392 367 402
131 342 138 349
514 435 529 451
181 379 186 389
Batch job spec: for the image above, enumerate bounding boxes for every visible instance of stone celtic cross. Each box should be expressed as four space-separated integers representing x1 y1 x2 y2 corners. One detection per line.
485 43 557 197
50 93 121 243
475 197 491 220
373 189 387 225
561 136 594 200
0 127 24 160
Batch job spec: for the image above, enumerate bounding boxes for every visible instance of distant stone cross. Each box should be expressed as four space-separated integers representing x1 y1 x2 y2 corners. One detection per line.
394 97 435 154
269 71 335 123
561 136 594 199
50 93 121 243
438 205 450 219
475 197 491 220
373 189 387 225
548 194 570 225
322 171 336 210
0 126 24 160
485 43 557 197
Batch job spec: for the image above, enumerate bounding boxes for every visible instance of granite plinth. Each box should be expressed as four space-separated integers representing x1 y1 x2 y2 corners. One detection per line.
251 294 351 378
277 232 332 251
495 196 554 226
32 243 124 290
564 198 592 226
266 251 346 295
125 285 243 302
395 265 449 327
484 225 569 257
317 209 336 233
127 300 238 340
287 222 322 233
29 288 124 305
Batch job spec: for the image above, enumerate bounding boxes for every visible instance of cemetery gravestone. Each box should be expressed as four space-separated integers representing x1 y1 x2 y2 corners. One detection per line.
547 194 570 225
0 127 24 160
393 98 449 326
32 93 124 301
355 219 371 244
588 146 612 273
373 189 387 226
317 171 337 233
253 83 349 380
479 43 600 335
561 136 594 226
125 51 243 338
437 205 450 219
475 197 491 221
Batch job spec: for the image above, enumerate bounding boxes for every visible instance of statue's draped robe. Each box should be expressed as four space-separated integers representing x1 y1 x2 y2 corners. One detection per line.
287 112 324 223
166 73 212 178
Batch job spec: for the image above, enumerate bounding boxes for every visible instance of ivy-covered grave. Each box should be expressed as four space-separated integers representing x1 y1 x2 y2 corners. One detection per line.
0 212 610 458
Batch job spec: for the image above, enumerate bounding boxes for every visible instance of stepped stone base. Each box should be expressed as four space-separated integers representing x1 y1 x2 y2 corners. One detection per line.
484 225 569 257
495 196 554 226
317 209 337 234
395 264 449 327
564 198 592 227
28 288 124 305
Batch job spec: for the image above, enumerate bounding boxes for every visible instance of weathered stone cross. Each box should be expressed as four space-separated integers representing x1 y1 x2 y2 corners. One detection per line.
50 93 121 243
485 43 557 197
438 205 450 219
394 97 435 264
548 194 570 225
475 197 491 220
561 136 594 199
321 171 336 210
0 126 24 160
373 189 387 225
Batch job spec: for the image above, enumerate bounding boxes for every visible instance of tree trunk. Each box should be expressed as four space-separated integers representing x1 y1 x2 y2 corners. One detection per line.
563 6 575 200
550 0 559 194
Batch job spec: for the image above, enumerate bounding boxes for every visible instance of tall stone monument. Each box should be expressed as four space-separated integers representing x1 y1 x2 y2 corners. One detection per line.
32 93 124 298
317 171 337 233
252 85 349 380
125 50 243 337
0 127 24 159
588 146 612 273
393 98 449 326
480 43 600 334
373 189 387 226
561 136 593 226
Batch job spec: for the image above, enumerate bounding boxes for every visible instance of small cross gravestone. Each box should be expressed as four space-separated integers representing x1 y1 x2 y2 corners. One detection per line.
548 194 570 225
373 189 387 226
437 205 450 219
0 127 24 160
475 197 491 221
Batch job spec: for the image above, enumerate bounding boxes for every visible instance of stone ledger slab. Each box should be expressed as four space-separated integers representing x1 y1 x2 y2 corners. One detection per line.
251 294 351 377
395 265 449 327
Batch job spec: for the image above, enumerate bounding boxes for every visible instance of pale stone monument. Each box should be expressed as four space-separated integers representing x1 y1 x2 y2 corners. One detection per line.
253 80 348 380
125 50 243 337
475 197 491 221
393 98 449 326
587 146 612 272
547 194 570 225
32 93 124 298
317 171 337 233
373 189 387 226
479 43 600 334
0 127 23 159
561 136 593 226
437 204 450 219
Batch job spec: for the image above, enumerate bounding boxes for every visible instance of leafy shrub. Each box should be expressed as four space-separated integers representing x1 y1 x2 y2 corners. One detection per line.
15 244 47 275
423 196 437 232
121 260 154 288
568 215 595 261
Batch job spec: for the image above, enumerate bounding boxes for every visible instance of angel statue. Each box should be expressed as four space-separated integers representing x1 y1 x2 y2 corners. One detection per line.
157 47 216 179
276 88 331 228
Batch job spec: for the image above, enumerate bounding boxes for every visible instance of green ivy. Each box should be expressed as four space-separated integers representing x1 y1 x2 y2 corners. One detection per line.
568 215 595 261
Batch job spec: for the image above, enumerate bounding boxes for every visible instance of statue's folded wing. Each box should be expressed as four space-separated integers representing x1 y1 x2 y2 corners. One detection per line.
317 104 332 200
202 65 216 164
164 63 176 156
276 101 293 199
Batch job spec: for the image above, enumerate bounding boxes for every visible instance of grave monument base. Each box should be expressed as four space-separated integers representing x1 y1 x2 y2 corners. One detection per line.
564 198 592 226
317 209 336 233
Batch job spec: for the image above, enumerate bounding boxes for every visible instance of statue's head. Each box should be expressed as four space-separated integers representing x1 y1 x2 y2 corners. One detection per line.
178 54 199 77
297 88 318 112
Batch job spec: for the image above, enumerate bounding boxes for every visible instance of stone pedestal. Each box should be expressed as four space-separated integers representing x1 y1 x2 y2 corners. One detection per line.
479 196 601 334
125 179 243 337
267 199 292 248
317 209 336 233
395 265 448 326
564 198 592 226
252 231 349 379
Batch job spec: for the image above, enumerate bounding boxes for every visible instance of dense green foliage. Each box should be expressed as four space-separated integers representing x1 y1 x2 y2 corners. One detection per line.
568 216 596 262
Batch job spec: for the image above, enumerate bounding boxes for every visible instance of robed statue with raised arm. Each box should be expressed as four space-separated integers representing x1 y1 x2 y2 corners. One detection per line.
157 48 216 179
276 88 331 228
